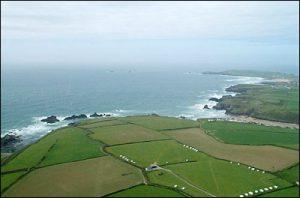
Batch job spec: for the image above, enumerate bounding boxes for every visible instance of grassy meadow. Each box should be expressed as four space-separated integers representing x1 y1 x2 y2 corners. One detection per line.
201 120 299 150
108 184 184 197
118 115 199 130
1 115 299 197
275 164 299 183
106 140 202 167
89 124 168 145
1 171 26 192
2 156 143 197
37 127 104 167
164 128 299 172
259 187 299 197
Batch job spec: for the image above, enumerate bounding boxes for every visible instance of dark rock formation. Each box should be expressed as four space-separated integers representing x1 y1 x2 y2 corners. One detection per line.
41 116 59 124
1 133 22 147
180 116 186 119
64 114 87 120
209 97 220 102
213 102 232 111
203 105 210 109
105 114 111 117
90 112 102 117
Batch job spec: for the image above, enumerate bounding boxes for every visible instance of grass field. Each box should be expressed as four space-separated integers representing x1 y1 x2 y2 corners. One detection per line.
108 184 184 197
164 161 291 197
164 128 299 172
259 187 299 197
74 117 116 126
147 169 209 197
275 164 299 183
89 124 169 145
2 115 299 197
106 140 202 167
1 134 57 172
118 115 199 131
79 119 127 129
1 171 26 192
38 127 104 167
2 126 104 172
2 156 143 197
201 121 299 150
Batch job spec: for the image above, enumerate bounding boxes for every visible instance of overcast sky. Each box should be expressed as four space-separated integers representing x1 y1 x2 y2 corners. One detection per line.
1 1 299 73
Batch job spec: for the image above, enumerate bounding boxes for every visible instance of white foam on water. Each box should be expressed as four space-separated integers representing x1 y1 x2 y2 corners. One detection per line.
1 111 124 145
2 116 70 145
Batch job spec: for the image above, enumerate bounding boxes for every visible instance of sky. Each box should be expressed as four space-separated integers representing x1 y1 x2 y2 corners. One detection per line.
1 1 299 73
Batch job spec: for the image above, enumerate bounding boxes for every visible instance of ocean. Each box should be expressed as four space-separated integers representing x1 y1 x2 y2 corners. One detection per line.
1 68 263 147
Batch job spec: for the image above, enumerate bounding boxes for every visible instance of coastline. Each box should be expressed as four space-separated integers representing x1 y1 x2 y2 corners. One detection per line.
206 72 299 125
1 72 298 153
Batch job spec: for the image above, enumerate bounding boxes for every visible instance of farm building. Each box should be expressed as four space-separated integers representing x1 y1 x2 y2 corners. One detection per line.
145 164 160 171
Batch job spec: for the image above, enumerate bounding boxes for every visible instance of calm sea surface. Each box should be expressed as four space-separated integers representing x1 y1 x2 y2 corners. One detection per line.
1 68 262 145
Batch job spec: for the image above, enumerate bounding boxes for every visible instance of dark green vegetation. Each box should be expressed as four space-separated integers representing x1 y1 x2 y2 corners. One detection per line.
108 184 184 197
214 84 299 123
201 120 299 150
1 115 299 197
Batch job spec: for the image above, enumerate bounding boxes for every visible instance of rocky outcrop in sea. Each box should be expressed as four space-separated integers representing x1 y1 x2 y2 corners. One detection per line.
41 116 60 124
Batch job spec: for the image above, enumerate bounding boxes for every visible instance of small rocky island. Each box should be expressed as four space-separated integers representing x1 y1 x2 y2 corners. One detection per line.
64 114 88 120
41 116 60 124
203 105 210 109
90 112 103 117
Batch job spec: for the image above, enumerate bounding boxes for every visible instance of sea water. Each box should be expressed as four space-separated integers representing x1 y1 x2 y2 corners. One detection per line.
1 68 263 145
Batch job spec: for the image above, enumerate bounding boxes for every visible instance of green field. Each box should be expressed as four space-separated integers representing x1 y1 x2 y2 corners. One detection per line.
147 168 209 197
2 156 143 197
106 140 202 167
38 127 104 167
259 187 299 197
1 134 57 172
164 161 291 197
74 117 116 126
164 128 299 172
79 119 127 129
275 164 299 183
2 126 104 172
1 171 26 192
89 124 168 145
108 185 184 197
201 120 299 149
118 115 199 131
1 115 299 197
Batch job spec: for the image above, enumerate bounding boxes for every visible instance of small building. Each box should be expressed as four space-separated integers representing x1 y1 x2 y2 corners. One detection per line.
145 164 160 171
